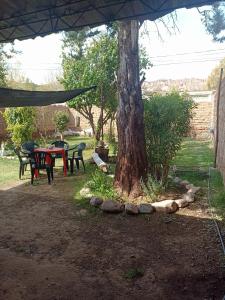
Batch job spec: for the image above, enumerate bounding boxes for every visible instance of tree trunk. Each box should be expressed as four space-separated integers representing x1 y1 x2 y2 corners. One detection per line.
88 114 96 137
95 109 104 142
95 88 104 143
114 20 148 198
109 116 115 141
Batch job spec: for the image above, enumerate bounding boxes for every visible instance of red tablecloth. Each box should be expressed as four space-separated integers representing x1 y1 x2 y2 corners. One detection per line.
34 147 67 176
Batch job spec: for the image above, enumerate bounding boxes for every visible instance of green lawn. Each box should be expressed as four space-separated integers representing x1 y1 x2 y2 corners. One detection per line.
0 158 20 186
1 137 225 220
172 139 214 168
0 136 95 186
172 138 225 220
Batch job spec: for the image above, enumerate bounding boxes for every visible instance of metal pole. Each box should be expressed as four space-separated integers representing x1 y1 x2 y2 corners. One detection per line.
214 68 223 168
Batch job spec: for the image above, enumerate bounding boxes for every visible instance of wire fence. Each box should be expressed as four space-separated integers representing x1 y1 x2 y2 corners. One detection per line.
171 164 225 256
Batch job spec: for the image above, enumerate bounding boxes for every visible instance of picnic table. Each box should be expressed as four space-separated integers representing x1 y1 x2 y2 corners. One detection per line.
34 147 67 176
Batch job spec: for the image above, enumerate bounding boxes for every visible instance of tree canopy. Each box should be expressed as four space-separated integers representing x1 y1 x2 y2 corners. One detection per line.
61 26 151 141
53 111 70 140
61 28 118 141
207 57 225 90
0 44 9 87
200 3 225 43
3 107 36 147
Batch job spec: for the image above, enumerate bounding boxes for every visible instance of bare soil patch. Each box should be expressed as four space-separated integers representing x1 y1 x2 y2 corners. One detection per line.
0 178 224 300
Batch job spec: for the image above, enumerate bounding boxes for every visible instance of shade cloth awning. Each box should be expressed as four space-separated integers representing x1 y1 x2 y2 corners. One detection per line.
0 0 219 43
0 86 96 108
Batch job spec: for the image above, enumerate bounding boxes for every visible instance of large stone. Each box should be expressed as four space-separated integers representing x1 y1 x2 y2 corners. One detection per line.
175 198 189 208
101 200 124 213
183 192 195 203
125 203 139 215
152 200 178 214
187 186 201 194
138 203 154 214
90 197 103 207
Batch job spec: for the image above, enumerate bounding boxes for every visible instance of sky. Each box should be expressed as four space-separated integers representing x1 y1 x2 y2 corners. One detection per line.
8 6 225 85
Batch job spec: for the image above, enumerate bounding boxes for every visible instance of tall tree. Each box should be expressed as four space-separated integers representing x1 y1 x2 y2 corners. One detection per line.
62 26 150 146
200 3 225 42
61 30 118 141
114 21 148 198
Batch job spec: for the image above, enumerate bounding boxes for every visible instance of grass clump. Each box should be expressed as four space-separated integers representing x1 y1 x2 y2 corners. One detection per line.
124 268 144 280
87 169 117 199
141 175 165 202
209 169 225 220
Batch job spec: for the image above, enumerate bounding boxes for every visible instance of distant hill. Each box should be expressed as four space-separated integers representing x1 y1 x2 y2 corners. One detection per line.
142 78 207 94
7 79 63 91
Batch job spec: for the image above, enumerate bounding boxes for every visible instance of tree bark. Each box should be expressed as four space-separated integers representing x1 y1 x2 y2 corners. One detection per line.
95 106 104 142
88 114 96 137
114 20 148 198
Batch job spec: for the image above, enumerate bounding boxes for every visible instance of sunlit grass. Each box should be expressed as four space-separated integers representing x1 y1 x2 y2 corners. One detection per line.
173 138 225 220
172 138 214 168
0 158 21 185
0 136 94 187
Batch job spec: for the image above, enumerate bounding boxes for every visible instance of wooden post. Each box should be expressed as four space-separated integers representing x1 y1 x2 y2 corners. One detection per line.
214 68 223 168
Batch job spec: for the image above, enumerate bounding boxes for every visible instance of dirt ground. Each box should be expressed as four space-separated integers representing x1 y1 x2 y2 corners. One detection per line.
0 177 225 300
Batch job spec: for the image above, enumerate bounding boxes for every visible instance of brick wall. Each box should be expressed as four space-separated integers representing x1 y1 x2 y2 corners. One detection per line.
189 101 214 140
0 94 213 142
0 105 115 140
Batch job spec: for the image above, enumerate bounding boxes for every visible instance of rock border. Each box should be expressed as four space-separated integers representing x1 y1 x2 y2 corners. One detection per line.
88 177 201 215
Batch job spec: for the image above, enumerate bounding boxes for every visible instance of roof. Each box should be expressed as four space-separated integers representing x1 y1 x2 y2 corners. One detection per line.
0 0 220 43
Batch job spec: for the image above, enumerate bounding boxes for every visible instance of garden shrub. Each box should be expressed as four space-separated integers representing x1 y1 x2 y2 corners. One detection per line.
3 107 36 148
53 111 70 140
144 91 195 184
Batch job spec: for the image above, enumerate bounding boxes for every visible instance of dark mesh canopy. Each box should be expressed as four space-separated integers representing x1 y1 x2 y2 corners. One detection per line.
0 86 96 108
0 0 219 107
0 0 219 43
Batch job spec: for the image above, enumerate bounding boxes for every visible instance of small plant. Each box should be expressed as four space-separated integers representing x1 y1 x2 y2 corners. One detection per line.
124 268 144 279
105 133 118 155
87 169 117 198
53 111 70 140
141 174 165 201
